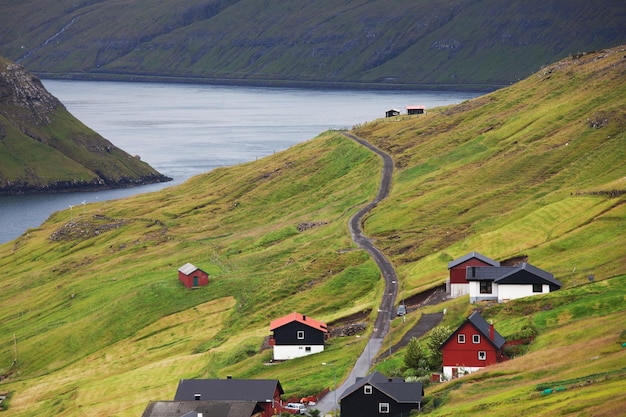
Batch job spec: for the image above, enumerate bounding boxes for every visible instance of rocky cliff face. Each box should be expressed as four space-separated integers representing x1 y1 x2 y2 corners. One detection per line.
0 60 60 125
0 56 171 194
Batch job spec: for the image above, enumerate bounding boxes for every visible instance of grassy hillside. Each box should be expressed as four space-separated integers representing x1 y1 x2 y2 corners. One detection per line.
0 0 625 89
0 47 625 416
0 56 170 193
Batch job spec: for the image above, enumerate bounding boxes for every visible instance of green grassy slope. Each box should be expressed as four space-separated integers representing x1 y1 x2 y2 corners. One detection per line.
0 56 170 193
1 0 625 89
0 47 624 416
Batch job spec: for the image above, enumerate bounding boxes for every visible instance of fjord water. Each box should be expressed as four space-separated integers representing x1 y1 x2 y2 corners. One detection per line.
0 80 479 243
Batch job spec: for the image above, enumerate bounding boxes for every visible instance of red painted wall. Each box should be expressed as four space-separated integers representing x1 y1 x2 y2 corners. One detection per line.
178 269 209 288
442 322 499 368
449 259 495 284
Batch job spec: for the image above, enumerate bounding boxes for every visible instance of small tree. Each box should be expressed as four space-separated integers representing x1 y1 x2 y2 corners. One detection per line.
425 326 452 369
308 409 321 417
404 337 429 372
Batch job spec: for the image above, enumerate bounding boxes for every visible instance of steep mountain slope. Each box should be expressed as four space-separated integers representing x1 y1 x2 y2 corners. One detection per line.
0 56 170 194
1 0 625 89
0 47 624 416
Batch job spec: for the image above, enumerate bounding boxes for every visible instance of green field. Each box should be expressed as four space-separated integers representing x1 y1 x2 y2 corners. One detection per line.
0 47 625 416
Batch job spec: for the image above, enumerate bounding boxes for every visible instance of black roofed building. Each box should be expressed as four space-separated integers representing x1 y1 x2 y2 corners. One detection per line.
466 262 562 303
339 371 424 417
141 400 263 417
142 377 284 417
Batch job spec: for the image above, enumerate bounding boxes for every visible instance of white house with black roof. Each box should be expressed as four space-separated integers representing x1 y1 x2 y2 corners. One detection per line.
339 371 424 417
466 262 562 303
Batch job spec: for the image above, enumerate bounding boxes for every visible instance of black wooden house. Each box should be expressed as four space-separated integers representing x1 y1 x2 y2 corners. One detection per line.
339 371 424 417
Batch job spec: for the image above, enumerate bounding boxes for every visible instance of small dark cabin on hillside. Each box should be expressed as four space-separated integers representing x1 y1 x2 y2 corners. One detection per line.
178 263 209 289
385 109 401 118
339 371 424 417
406 105 425 115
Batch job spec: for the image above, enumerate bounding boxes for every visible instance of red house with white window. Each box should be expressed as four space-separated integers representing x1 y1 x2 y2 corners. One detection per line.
440 311 507 379
178 263 209 289
447 251 500 298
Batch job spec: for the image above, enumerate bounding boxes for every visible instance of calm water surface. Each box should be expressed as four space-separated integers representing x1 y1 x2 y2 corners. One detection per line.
0 81 480 243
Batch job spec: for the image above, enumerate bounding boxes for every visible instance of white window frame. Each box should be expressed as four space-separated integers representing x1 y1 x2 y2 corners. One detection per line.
297 330 305 340
379 402 390 413
364 385 372 395
478 351 487 360
472 334 480 344
458 334 465 344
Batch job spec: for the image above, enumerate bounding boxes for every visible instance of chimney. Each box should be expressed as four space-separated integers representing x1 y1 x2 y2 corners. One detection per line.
194 393 201 401
489 321 495 341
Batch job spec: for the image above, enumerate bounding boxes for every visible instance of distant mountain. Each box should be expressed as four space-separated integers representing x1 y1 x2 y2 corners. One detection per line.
1 0 625 89
0 56 171 194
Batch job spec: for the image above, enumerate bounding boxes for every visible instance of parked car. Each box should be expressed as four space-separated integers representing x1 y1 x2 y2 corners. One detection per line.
396 304 407 316
285 402 307 415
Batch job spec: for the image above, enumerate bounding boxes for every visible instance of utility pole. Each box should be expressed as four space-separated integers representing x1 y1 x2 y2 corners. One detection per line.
13 333 17 368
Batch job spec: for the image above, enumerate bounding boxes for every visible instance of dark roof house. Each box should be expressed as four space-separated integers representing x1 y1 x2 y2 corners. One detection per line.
466 262 562 303
440 311 507 380
174 378 283 402
339 371 424 417
141 400 263 417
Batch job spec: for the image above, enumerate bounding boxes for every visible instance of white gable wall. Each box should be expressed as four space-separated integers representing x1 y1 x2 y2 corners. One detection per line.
450 282 469 298
468 281 498 303
443 365 484 380
498 284 550 302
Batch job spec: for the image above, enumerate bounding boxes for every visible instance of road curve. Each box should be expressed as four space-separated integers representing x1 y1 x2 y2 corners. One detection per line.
343 132 398 338
315 132 399 415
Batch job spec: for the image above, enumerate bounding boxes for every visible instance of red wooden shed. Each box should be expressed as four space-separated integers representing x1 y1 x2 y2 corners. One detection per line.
178 263 209 289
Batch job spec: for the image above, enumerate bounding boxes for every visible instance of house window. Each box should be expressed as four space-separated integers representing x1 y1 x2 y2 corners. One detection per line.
478 351 487 360
458 334 465 344
364 385 372 395
379 403 390 413
532 283 542 293
480 281 492 294
473 334 480 344
297 330 305 339
305 346 311 352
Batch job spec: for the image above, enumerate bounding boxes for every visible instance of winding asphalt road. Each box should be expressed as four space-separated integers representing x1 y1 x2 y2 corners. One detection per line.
314 132 399 415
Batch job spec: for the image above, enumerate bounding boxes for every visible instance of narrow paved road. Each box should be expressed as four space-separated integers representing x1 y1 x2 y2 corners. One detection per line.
314 132 399 415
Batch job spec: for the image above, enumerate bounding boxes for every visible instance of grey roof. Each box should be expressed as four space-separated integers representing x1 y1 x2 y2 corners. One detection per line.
466 263 562 290
495 263 562 290
441 311 506 350
467 311 506 349
339 371 423 403
141 400 260 417
448 251 500 269
174 379 283 402
466 266 516 281
178 263 200 275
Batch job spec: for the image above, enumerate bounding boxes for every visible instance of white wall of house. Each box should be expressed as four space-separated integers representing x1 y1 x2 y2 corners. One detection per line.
273 345 324 360
498 284 549 302
468 281 498 303
450 283 469 298
443 365 483 380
